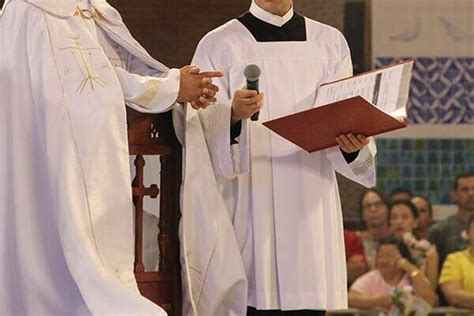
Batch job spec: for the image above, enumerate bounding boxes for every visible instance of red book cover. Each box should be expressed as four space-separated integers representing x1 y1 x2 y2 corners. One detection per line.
262 96 407 153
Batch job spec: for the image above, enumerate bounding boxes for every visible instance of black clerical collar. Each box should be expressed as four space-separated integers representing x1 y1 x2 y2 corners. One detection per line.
237 11 307 42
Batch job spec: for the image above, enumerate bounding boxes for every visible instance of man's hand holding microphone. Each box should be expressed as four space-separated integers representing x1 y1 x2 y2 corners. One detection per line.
178 64 264 125
231 64 264 125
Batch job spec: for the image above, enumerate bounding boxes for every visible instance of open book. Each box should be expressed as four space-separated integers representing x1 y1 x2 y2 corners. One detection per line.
262 60 414 153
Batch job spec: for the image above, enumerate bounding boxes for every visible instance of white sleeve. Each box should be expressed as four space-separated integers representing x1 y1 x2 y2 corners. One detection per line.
197 102 250 180
324 32 377 188
325 30 353 83
190 36 250 180
114 66 180 114
325 138 377 187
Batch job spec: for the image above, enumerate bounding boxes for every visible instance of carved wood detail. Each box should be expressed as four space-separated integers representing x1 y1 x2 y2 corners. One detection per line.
127 107 182 316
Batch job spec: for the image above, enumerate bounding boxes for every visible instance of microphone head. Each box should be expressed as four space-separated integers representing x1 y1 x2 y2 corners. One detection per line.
244 64 261 82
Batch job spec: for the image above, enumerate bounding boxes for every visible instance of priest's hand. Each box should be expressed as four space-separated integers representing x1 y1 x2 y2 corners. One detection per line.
231 89 264 125
177 66 223 108
336 133 369 153
189 70 222 110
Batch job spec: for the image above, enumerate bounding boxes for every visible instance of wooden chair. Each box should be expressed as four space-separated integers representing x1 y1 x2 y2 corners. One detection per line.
127 108 182 315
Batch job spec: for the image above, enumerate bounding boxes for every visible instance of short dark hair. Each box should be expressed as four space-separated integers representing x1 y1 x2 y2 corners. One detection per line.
389 199 419 219
454 172 474 190
411 195 433 216
377 236 415 264
358 188 389 229
390 187 413 200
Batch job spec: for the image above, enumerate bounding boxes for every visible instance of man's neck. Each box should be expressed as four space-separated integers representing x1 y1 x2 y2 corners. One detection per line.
249 1 294 27
256 3 292 17
457 208 474 223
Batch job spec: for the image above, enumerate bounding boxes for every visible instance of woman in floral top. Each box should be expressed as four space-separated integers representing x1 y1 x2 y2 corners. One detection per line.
389 199 439 290
349 237 436 313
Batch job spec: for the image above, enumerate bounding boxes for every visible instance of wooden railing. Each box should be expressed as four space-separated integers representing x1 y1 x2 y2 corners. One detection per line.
127 108 182 315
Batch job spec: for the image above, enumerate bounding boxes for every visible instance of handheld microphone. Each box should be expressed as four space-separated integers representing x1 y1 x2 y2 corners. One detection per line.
244 64 261 121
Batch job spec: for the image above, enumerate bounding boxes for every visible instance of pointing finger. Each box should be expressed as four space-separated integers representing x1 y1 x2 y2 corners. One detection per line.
199 71 224 78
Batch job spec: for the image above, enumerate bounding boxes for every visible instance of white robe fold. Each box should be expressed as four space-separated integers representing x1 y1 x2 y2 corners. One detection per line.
172 100 250 316
191 11 377 311
0 0 181 314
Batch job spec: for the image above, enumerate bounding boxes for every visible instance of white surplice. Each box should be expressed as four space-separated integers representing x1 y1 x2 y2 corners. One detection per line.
0 0 183 314
190 1 377 311
172 83 250 316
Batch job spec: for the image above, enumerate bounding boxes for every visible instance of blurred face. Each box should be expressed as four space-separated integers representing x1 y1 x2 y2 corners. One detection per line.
362 191 388 227
453 177 474 211
376 244 402 274
254 0 293 16
390 204 417 238
411 197 432 229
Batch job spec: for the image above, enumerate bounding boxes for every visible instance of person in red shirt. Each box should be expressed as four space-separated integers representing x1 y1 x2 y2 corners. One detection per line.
345 230 368 285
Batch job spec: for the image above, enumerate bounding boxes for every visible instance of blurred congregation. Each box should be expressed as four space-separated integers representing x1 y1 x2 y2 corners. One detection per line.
341 173 474 312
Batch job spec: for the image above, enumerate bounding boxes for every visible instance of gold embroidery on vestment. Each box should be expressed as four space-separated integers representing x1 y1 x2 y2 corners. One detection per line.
59 35 107 93
73 7 104 21
135 79 161 107
44 17 107 270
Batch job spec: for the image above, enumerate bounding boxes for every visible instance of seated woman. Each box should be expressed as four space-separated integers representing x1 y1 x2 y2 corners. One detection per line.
389 200 439 289
357 188 392 270
348 237 437 312
439 215 474 309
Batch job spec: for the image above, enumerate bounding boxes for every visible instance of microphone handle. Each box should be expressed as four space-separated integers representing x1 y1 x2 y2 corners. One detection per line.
247 80 259 121
250 110 259 121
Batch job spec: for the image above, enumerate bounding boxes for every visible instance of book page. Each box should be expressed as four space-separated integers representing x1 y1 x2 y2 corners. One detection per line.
314 61 413 118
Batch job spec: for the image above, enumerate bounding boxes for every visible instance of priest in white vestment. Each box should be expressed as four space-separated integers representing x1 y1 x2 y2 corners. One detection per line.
187 0 378 314
0 0 221 315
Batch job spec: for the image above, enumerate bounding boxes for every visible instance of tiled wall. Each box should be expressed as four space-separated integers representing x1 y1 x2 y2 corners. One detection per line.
377 139 474 204
371 0 474 218
376 57 474 124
